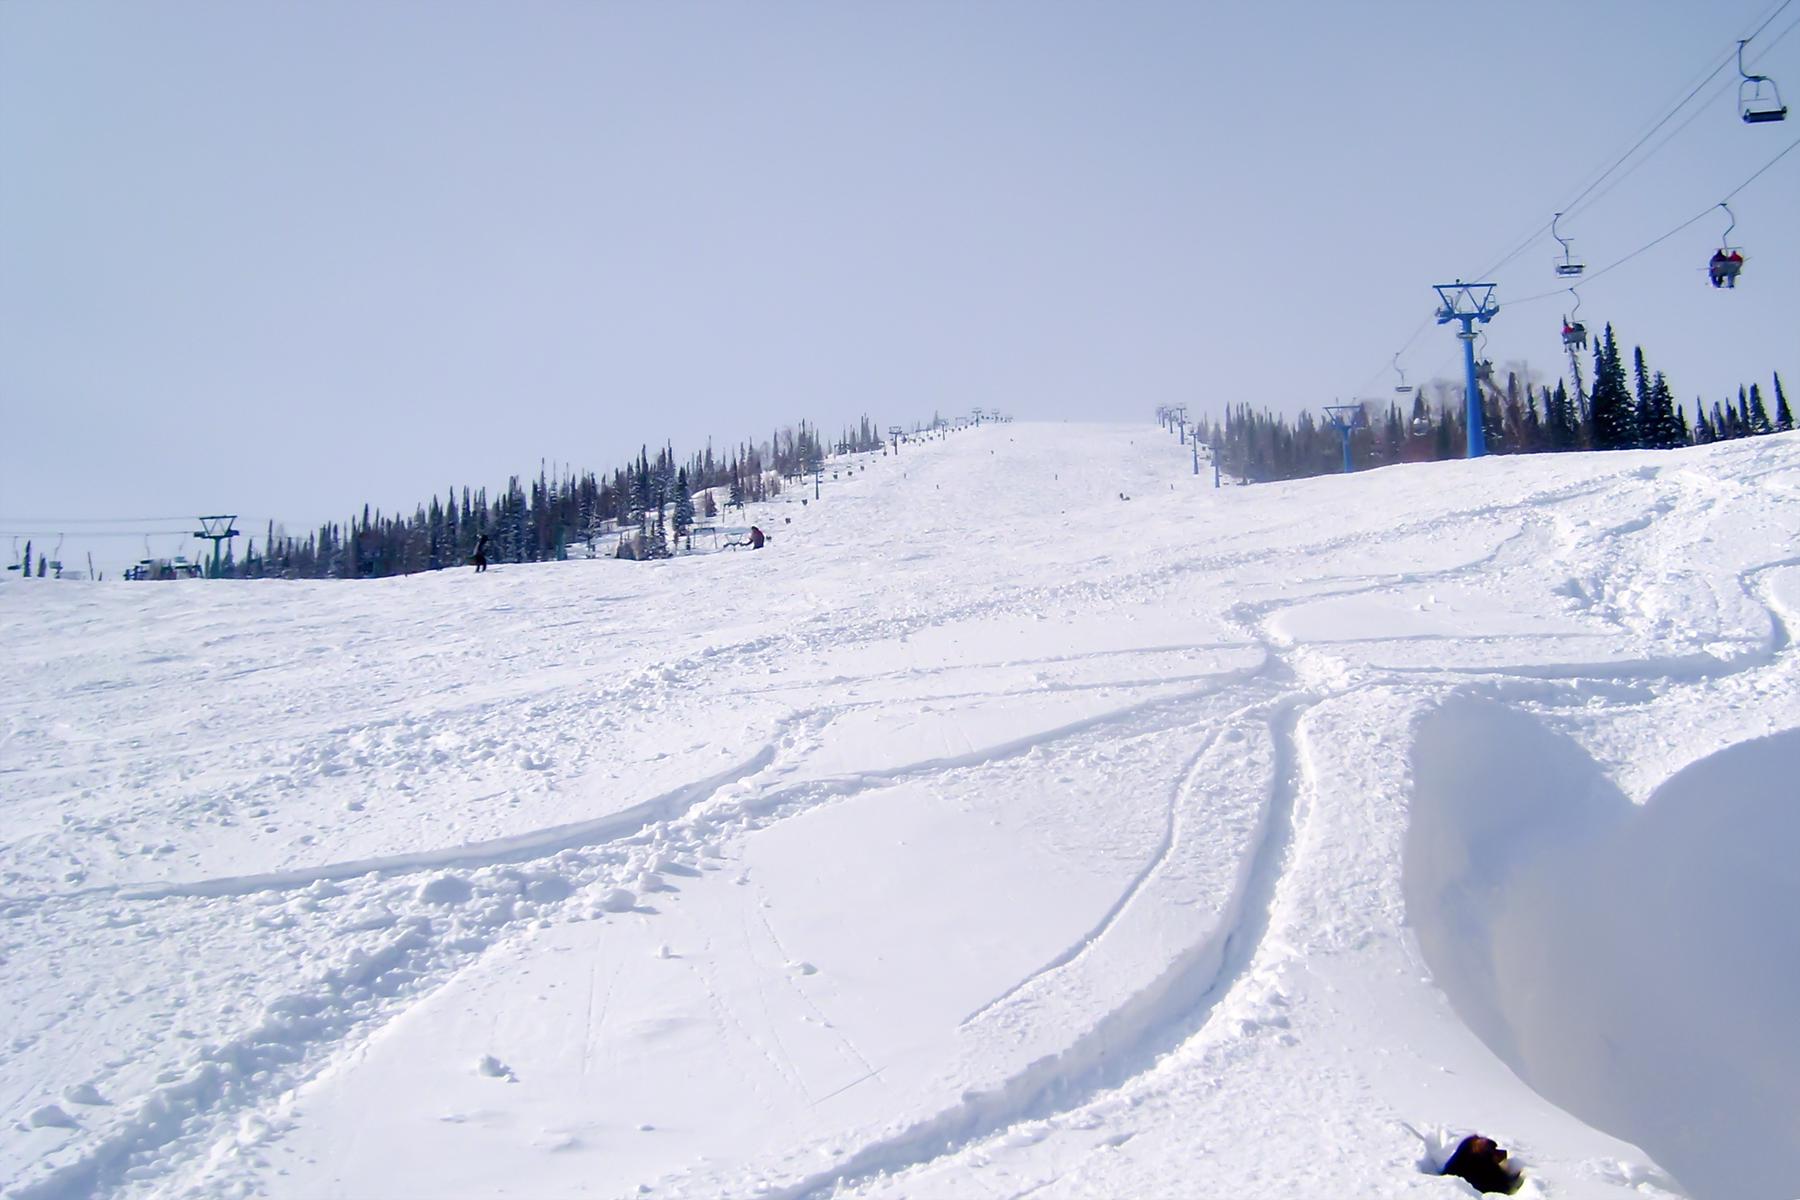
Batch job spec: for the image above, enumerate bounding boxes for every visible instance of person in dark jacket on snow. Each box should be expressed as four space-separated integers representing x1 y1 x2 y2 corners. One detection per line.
472 533 490 572
749 525 765 549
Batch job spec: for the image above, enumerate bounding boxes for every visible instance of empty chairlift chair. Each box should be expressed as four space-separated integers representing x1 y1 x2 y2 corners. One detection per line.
1739 39 1789 123
1551 212 1584 278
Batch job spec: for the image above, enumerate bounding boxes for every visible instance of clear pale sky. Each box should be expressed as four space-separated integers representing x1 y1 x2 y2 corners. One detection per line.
3 1 1796 571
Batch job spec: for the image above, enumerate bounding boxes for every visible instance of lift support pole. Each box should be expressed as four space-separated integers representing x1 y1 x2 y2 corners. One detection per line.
1433 281 1499 458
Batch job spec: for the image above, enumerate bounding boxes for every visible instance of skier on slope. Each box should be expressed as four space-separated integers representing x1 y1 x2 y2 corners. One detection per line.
472 532 490 572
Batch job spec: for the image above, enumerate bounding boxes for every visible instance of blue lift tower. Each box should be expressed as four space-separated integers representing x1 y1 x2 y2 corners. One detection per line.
1321 404 1367 473
1432 281 1499 458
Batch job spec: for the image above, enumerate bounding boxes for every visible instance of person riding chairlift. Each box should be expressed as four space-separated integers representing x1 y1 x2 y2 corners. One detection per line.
1709 249 1743 288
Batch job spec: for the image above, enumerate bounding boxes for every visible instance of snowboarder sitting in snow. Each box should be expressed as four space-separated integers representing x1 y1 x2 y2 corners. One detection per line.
1441 1134 1522 1195
724 525 767 551
472 532 490 573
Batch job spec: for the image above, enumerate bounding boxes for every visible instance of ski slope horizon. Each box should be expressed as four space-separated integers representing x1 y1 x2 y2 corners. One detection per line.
4 422 1798 1199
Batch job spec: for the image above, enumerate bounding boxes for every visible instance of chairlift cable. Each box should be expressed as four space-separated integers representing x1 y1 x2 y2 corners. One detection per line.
0 515 198 524
1353 315 1436 396
1472 45 1739 282
0 529 197 538
1566 15 1800 223
1492 135 1797 308
1350 4 1795 412
1554 0 1792 220
1559 55 1736 221
1473 3 1788 283
1745 0 1797 43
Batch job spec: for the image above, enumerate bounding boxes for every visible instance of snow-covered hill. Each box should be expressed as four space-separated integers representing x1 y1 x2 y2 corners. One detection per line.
4 423 1798 1200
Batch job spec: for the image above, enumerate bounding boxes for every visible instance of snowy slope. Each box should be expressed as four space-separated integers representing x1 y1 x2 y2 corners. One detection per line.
3 423 1798 1200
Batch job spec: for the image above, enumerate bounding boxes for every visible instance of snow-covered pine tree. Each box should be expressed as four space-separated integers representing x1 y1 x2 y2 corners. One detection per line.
648 501 669 559
674 467 695 544
1776 373 1793 433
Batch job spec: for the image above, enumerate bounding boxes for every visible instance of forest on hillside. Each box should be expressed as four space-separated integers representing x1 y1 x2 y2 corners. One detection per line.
176 416 890 580
1200 325 1790 483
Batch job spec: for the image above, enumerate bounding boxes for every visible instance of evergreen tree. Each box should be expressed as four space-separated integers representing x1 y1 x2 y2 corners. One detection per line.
673 467 695 543
1648 372 1681 448
1747 383 1773 435
1776 373 1794 433
1590 326 1634 449
647 502 669 559
1632 348 1655 448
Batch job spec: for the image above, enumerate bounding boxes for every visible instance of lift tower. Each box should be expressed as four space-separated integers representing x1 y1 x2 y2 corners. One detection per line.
1321 405 1367 473
193 515 239 578
1432 281 1499 458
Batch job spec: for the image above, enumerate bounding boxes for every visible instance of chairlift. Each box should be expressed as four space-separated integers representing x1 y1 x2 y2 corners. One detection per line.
1551 211 1585 277
1738 39 1789 123
1475 332 1494 384
1392 354 1414 394
1707 203 1745 288
1561 288 1587 350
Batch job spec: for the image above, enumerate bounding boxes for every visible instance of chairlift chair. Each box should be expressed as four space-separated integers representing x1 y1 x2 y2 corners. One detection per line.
1473 331 1494 384
1707 203 1746 288
1392 354 1414 394
1561 288 1587 350
1551 212 1585 277
1738 39 1789 123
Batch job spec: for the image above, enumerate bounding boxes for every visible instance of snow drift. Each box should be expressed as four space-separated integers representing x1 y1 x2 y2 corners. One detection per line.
1409 699 1800 1200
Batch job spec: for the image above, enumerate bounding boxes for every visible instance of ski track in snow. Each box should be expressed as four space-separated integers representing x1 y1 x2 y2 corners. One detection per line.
4 424 1798 1200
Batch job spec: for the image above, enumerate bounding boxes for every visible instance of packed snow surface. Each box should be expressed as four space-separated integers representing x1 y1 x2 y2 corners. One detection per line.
4 423 1799 1200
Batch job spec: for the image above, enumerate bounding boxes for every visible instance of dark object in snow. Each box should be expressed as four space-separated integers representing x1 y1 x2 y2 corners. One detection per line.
472 533 490 573
1442 1134 1522 1194
725 525 767 552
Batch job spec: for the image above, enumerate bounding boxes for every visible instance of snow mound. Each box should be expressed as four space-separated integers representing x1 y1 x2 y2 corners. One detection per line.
1407 698 1800 1200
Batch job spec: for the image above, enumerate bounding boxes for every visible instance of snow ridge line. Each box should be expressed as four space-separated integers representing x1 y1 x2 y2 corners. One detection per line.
957 719 1236 1027
734 673 1273 829
760 695 1313 1200
9 744 784 906
1374 551 1800 687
